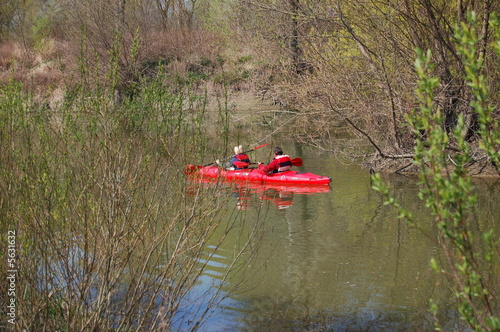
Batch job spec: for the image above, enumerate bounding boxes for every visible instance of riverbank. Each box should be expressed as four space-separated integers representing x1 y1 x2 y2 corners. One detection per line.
1 39 498 178
367 155 500 177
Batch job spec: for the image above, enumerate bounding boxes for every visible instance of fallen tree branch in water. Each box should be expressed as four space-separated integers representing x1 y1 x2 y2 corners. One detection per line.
327 99 415 159
395 162 415 174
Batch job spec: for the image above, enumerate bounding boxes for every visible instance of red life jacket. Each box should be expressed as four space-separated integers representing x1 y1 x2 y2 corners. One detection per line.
275 155 292 172
232 153 251 169
235 153 250 163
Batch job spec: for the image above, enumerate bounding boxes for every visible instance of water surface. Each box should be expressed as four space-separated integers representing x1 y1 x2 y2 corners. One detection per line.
179 145 500 331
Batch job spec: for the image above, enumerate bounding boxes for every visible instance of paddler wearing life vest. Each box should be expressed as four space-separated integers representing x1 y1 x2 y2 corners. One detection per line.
230 145 251 169
258 146 292 173
216 145 251 170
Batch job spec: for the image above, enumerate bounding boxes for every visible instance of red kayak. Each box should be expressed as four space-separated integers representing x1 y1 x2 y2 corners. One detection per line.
185 165 332 185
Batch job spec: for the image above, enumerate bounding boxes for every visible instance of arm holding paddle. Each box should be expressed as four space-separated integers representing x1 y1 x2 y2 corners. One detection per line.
258 158 280 173
258 146 303 173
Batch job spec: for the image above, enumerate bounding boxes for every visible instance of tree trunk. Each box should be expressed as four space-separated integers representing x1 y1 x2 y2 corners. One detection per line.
289 0 304 74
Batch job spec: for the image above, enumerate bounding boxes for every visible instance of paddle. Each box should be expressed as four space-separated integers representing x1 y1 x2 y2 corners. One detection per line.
291 157 303 167
184 143 271 175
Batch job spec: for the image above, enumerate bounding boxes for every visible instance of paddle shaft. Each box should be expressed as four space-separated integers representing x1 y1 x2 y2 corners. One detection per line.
203 143 271 167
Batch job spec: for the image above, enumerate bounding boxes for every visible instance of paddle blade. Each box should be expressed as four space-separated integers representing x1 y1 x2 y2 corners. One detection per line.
291 158 303 167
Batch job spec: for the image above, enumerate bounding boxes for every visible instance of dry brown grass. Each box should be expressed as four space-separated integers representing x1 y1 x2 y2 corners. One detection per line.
0 40 69 92
0 27 224 103
145 29 222 61
0 41 17 70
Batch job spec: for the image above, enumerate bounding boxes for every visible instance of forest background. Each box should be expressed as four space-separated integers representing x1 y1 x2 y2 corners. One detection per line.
1 0 499 174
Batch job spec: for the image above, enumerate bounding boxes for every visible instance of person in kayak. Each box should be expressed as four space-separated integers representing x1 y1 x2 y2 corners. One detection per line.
258 146 292 173
230 145 251 169
217 145 251 170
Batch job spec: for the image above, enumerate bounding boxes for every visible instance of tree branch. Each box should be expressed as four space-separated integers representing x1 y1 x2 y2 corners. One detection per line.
328 99 414 159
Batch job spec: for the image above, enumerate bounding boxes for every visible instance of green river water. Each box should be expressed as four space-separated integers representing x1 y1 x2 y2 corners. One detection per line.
176 144 500 331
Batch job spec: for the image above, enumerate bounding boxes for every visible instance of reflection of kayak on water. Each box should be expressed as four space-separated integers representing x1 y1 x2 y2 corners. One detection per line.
186 170 331 210
184 165 332 186
258 189 294 210
230 180 331 194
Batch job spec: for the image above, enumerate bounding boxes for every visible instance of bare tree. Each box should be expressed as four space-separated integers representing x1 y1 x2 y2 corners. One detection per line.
233 0 499 172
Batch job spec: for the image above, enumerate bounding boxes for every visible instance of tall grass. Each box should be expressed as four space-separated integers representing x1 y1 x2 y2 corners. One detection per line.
0 36 261 330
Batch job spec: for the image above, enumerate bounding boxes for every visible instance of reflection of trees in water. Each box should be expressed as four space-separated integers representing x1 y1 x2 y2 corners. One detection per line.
220 174 479 331
282 193 315 311
232 295 444 331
